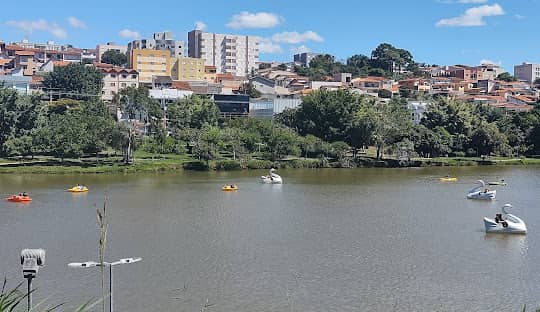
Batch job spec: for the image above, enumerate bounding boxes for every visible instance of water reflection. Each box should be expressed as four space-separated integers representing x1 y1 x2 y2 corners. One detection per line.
484 234 529 257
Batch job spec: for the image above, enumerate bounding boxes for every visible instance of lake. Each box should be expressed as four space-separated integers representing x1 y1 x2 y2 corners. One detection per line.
1 166 539 311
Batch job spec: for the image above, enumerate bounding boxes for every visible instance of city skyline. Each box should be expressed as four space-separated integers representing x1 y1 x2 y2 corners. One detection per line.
0 0 538 69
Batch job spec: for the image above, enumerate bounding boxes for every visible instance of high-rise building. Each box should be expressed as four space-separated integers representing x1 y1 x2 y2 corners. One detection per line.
128 49 171 84
128 32 185 59
514 63 540 84
188 30 259 77
294 52 322 67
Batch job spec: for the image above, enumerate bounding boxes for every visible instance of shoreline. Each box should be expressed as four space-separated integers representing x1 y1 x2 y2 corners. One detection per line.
0 156 539 174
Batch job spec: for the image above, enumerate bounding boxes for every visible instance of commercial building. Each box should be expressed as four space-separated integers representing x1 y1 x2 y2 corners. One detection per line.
128 49 171 84
128 32 185 58
514 63 540 84
96 42 127 62
293 52 322 67
171 57 205 81
188 30 259 77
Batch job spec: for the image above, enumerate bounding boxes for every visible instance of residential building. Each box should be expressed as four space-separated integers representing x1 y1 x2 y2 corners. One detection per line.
514 63 540 84
294 52 322 67
128 32 185 58
14 39 69 51
96 42 127 62
171 57 205 81
128 49 171 84
0 73 31 94
188 30 259 77
204 66 217 82
152 76 173 89
333 73 352 84
477 63 503 81
352 77 389 91
407 101 429 125
100 67 139 101
149 88 193 109
13 51 37 76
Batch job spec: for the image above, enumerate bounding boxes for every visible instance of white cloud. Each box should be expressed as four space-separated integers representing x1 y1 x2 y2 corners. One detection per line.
258 38 282 54
514 14 525 20
291 45 311 55
6 19 67 39
436 4 505 27
272 31 324 44
226 11 282 29
119 29 140 39
67 17 87 29
195 21 207 31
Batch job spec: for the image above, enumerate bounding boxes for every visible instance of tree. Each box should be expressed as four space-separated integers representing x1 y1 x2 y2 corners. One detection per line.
35 113 85 161
221 127 245 160
167 95 220 130
299 134 320 158
372 99 413 159
239 83 261 98
42 63 103 99
371 43 414 76
497 72 516 82
469 121 510 156
101 50 127 66
267 127 300 160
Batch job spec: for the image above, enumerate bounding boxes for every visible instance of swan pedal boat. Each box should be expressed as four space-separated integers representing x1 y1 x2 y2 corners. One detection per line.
484 204 527 234
222 185 238 191
67 186 89 193
6 195 32 202
440 177 458 182
467 180 496 200
261 169 283 184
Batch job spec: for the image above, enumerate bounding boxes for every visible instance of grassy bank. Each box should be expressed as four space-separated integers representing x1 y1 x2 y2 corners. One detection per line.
0 153 539 174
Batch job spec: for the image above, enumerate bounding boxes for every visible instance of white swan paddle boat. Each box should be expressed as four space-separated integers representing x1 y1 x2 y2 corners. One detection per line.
467 180 496 200
260 168 283 184
484 204 527 234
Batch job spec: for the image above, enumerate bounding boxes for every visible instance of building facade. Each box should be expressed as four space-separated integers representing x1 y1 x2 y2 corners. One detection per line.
96 42 127 62
101 68 139 101
171 57 205 81
129 49 171 84
514 63 540 84
188 30 259 77
128 32 185 59
293 52 322 67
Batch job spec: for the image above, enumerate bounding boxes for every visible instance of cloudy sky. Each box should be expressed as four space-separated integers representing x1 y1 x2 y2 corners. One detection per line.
0 0 537 69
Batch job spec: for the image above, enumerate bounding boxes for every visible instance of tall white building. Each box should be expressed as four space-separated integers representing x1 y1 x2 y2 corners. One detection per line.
514 63 540 84
188 30 259 77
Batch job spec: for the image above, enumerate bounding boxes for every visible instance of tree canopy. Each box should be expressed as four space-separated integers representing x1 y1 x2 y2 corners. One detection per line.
101 50 127 66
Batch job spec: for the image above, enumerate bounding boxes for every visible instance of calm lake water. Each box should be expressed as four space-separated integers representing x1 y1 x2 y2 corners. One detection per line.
1 166 540 311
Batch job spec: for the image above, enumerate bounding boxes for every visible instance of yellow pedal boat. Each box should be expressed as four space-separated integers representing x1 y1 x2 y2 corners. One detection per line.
67 186 89 193
222 184 238 191
439 177 458 182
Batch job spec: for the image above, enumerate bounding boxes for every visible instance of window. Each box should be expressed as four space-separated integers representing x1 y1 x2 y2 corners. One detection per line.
132 74 137 79
122 74 127 79
121 83 126 87
111 74 116 78
110 82 115 86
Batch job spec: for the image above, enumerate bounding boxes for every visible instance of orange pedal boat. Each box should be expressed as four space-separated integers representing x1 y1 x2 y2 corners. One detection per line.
6 195 32 202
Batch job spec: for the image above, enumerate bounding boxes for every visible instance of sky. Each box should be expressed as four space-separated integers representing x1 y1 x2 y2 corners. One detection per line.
0 0 538 71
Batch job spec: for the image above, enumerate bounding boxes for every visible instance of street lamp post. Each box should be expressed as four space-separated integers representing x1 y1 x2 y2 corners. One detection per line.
68 257 141 312
20 249 46 312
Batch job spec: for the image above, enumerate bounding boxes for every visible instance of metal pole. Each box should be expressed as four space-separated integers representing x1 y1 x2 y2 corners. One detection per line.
27 277 32 312
109 265 113 312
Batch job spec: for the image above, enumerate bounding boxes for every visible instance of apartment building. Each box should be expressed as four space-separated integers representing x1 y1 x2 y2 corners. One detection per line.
100 67 139 101
129 49 171 84
128 32 185 59
96 42 127 62
187 30 259 77
171 57 205 81
294 52 322 67
514 63 540 84
14 39 70 51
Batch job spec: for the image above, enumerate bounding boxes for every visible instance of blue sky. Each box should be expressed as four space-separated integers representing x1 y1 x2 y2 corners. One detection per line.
1 0 538 71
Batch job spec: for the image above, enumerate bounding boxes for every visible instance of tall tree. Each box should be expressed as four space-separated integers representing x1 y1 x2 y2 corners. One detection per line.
101 50 127 66
42 63 103 99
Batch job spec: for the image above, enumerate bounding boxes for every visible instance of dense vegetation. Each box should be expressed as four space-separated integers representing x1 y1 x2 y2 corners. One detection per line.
1 63 540 170
295 43 424 80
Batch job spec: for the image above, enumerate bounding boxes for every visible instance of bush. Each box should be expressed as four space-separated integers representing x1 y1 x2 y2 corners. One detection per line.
183 160 209 171
246 159 274 169
213 160 241 170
